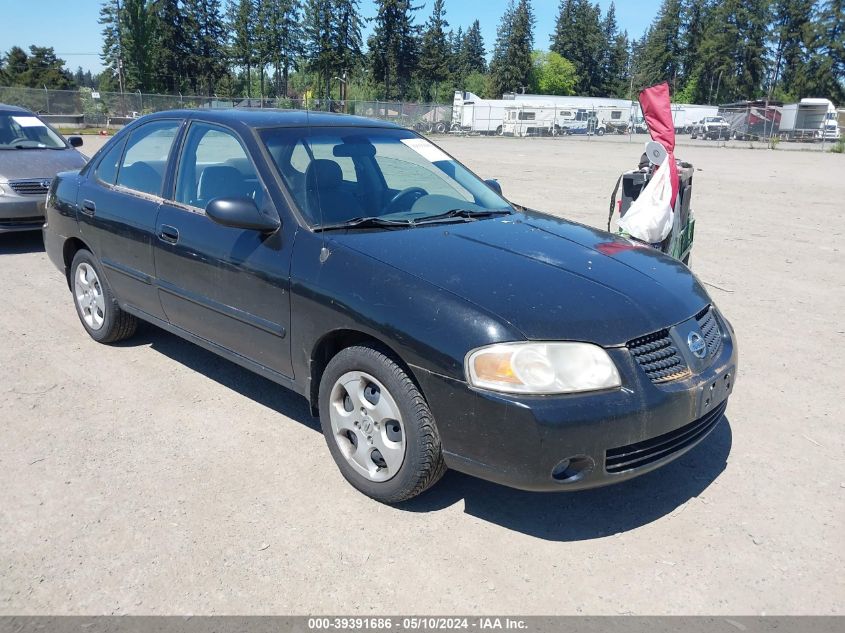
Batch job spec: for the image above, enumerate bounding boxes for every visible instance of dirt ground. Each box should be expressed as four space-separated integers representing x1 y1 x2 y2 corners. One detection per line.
1 133 843 615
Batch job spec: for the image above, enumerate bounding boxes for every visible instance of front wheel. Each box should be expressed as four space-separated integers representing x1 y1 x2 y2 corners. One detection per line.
70 249 138 343
319 345 446 503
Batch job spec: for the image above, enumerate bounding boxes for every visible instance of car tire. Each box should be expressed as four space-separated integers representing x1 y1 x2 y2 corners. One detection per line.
70 249 138 344
318 345 447 503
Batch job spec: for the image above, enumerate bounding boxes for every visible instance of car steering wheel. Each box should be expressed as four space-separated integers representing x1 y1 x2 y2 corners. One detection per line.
9 137 31 145
385 187 427 213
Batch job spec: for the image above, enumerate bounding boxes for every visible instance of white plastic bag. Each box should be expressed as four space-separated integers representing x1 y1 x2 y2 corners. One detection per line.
619 156 674 244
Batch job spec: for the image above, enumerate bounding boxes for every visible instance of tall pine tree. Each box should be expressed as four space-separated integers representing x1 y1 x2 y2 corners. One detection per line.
417 0 450 100
490 0 534 97
367 0 420 100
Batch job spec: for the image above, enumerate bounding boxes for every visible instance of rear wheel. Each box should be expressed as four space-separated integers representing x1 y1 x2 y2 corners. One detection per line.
70 249 138 343
319 345 446 503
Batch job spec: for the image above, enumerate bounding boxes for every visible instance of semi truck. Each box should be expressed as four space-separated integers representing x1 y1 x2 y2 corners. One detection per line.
778 98 840 141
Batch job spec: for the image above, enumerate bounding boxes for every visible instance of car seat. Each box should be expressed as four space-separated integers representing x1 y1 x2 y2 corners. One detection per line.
304 159 363 223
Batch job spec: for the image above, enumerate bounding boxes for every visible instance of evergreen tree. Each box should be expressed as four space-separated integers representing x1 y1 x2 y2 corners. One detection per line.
99 0 124 91
490 0 534 97
120 0 157 91
183 0 227 95
333 0 364 99
696 0 770 103
367 0 420 100
226 0 257 98
150 0 191 93
637 0 683 91
448 26 463 82
803 0 845 101
255 0 309 99
460 20 487 76
305 0 335 101
550 0 604 95
769 0 814 99
681 0 708 84
1 46 75 89
417 0 450 100
601 3 629 97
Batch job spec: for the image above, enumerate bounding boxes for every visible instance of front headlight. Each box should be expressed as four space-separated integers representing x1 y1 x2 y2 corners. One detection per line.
465 342 621 395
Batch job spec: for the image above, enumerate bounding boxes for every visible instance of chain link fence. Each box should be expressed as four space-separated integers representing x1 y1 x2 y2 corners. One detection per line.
2 86 841 150
0 86 454 131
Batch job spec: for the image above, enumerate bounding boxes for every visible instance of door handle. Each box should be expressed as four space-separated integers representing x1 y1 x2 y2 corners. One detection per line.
81 199 96 216
158 225 180 244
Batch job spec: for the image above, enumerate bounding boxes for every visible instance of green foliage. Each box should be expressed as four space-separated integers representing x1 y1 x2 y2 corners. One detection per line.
0 45 75 90
551 0 602 95
368 0 420 100
490 0 535 97
830 138 845 153
417 0 450 100
463 71 491 98
529 50 577 95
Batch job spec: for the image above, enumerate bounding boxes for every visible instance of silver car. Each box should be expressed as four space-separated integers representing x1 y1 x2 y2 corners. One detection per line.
0 104 88 233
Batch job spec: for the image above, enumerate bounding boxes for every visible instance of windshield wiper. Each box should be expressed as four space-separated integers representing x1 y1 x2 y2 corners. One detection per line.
412 208 512 224
314 216 414 232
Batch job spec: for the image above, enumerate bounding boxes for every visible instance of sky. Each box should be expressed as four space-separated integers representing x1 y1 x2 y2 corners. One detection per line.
1 0 662 76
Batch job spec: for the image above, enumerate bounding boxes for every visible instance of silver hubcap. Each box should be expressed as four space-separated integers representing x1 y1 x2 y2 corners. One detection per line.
73 262 105 331
329 371 406 482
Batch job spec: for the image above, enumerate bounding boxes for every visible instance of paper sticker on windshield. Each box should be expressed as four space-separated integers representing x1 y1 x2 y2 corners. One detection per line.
401 138 450 163
11 116 46 128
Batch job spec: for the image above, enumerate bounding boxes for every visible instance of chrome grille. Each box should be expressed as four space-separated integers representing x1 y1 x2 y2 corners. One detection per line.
627 329 689 383
9 179 50 195
695 306 723 360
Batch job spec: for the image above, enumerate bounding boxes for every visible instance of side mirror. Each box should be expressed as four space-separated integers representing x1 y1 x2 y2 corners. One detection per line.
485 178 502 195
205 197 280 232
68 136 83 148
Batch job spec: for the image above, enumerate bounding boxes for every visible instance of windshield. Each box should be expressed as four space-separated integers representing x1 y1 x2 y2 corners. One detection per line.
0 112 66 149
260 126 512 227
706 117 725 123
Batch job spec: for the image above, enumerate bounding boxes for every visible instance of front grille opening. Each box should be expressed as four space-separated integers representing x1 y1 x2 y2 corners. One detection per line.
605 400 727 474
9 179 50 196
0 216 44 228
695 306 723 360
627 329 689 383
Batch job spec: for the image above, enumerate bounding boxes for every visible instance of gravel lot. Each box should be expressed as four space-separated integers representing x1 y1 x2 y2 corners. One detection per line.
1 133 843 615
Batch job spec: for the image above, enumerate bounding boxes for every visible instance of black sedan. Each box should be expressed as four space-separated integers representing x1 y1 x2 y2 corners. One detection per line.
43 109 737 503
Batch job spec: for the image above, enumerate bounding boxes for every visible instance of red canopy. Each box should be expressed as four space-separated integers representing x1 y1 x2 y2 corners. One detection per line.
639 82 679 206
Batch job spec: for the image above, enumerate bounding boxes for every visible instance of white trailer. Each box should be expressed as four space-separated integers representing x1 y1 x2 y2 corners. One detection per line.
501 104 588 136
452 91 552 134
779 98 840 141
453 91 635 135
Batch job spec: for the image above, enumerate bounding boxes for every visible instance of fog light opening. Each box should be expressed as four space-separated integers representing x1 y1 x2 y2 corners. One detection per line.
551 456 595 483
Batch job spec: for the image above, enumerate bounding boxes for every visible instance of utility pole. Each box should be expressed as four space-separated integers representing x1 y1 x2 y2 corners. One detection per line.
115 0 127 115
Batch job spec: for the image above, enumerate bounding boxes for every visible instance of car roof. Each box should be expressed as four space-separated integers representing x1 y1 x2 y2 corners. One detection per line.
0 103 34 115
143 108 402 130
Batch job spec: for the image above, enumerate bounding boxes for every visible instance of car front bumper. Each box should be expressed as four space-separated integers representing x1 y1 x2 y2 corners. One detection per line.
0 189 46 233
415 313 738 492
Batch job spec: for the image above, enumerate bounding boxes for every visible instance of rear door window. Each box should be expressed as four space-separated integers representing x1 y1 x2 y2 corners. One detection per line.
115 120 180 196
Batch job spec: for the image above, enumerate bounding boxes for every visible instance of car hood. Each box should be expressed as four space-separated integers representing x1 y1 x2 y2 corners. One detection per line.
0 148 87 182
329 210 711 346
